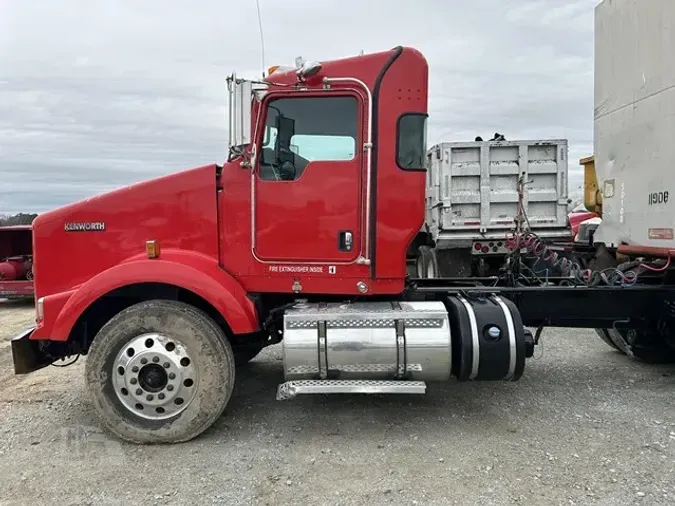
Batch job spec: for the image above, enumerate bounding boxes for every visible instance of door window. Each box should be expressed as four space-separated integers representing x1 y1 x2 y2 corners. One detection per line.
259 96 358 181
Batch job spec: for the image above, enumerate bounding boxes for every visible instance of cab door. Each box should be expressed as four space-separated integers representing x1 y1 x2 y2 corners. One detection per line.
253 93 364 264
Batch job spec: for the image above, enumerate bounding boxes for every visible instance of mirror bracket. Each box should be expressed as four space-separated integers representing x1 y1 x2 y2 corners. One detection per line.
240 144 256 169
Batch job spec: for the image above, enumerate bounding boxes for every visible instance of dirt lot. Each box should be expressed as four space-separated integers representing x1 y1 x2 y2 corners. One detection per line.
1 300 675 506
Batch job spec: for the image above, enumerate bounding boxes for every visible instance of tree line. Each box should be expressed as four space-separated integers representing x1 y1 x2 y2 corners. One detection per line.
0 213 38 226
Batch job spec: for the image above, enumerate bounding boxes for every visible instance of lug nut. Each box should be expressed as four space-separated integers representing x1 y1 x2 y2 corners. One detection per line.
152 357 159 363
136 388 142 395
146 394 154 401
130 378 137 385
158 393 165 400
167 385 174 391
140 358 148 365
131 366 139 373
163 362 170 369
169 373 176 380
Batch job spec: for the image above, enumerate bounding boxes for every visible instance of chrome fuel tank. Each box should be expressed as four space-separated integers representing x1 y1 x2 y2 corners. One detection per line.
282 300 451 382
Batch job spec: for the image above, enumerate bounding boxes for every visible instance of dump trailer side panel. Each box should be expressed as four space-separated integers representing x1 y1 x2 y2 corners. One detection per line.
425 140 570 247
593 0 675 248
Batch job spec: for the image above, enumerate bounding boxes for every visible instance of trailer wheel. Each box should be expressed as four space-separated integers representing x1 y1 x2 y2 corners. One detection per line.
85 299 235 444
416 246 438 278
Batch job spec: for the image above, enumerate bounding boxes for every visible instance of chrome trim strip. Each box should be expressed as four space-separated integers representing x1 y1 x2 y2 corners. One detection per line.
457 295 480 380
493 295 517 380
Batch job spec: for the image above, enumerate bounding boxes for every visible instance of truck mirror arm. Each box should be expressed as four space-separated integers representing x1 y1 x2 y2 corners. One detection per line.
230 143 256 169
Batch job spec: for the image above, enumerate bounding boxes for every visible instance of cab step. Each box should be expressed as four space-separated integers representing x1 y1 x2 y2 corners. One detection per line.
276 380 427 400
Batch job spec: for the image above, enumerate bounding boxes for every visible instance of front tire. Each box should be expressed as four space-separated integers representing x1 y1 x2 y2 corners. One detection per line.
85 299 235 444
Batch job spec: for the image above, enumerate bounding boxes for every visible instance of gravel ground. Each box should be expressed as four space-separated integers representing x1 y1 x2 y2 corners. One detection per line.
1 299 675 506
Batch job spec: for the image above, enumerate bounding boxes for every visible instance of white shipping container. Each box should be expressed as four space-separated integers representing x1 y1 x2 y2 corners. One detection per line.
424 140 570 248
593 0 675 249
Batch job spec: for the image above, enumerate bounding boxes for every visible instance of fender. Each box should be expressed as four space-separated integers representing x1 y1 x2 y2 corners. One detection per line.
49 249 259 341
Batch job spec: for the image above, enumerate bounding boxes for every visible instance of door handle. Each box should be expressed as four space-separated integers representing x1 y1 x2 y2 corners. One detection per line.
338 231 353 252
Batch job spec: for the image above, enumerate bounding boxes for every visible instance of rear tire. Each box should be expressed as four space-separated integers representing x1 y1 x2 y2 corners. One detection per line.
416 246 438 278
594 328 623 353
594 327 675 364
608 328 675 364
85 299 235 444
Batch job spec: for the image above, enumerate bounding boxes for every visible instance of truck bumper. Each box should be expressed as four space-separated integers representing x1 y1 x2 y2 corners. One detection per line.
11 327 51 374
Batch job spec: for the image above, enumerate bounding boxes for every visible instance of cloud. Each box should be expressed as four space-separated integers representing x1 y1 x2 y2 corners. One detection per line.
0 0 597 214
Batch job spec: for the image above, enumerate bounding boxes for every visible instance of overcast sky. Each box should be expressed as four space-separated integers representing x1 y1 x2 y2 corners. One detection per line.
0 0 597 214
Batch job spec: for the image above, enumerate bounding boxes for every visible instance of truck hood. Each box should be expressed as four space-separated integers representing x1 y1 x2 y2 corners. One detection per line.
31 164 220 296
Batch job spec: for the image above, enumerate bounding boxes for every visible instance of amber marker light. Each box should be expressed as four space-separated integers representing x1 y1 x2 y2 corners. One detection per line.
146 240 160 259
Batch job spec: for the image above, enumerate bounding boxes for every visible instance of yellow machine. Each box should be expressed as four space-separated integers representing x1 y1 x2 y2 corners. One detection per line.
580 155 602 216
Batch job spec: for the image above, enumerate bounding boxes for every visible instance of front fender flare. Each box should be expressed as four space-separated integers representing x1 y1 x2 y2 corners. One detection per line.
51 251 259 341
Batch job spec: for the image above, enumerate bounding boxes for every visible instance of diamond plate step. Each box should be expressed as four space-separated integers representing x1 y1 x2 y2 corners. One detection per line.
276 380 427 400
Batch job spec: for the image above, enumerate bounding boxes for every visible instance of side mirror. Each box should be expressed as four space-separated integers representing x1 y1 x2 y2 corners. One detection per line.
278 160 296 181
274 115 295 161
227 73 252 149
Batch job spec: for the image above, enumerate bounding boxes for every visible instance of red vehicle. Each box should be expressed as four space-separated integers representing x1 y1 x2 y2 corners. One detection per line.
0 225 34 299
11 46 675 444
568 210 599 240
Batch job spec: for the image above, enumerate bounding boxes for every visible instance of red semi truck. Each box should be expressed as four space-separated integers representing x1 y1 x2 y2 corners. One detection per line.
11 45 675 444
0 225 34 300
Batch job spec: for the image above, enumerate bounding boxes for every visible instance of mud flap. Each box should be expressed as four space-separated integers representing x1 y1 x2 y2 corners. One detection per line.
10 327 51 374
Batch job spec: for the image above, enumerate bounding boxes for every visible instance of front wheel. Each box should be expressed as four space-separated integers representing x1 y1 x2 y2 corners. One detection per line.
85 299 236 444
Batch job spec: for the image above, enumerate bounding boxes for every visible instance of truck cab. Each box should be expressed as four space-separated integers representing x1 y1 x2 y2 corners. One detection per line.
16 47 493 445
26 46 429 322
222 47 430 295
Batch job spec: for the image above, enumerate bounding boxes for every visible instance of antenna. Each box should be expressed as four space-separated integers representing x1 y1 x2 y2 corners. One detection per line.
254 0 266 78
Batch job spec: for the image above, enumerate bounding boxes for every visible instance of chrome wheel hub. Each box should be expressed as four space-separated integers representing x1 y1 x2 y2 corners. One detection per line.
113 333 198 420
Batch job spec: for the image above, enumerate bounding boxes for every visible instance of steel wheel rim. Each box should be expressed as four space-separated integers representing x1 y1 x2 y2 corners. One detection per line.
112 333 198 420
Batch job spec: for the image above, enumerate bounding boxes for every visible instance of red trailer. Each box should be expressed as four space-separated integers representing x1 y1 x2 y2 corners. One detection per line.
0 225 34 300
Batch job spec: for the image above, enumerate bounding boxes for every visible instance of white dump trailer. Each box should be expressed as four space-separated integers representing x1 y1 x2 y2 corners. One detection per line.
412 139 571 277
593 0 675 251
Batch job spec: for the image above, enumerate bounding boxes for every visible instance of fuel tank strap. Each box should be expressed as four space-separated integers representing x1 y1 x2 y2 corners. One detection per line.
389 301 407 379
317 321 328 379
395 319 406 379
